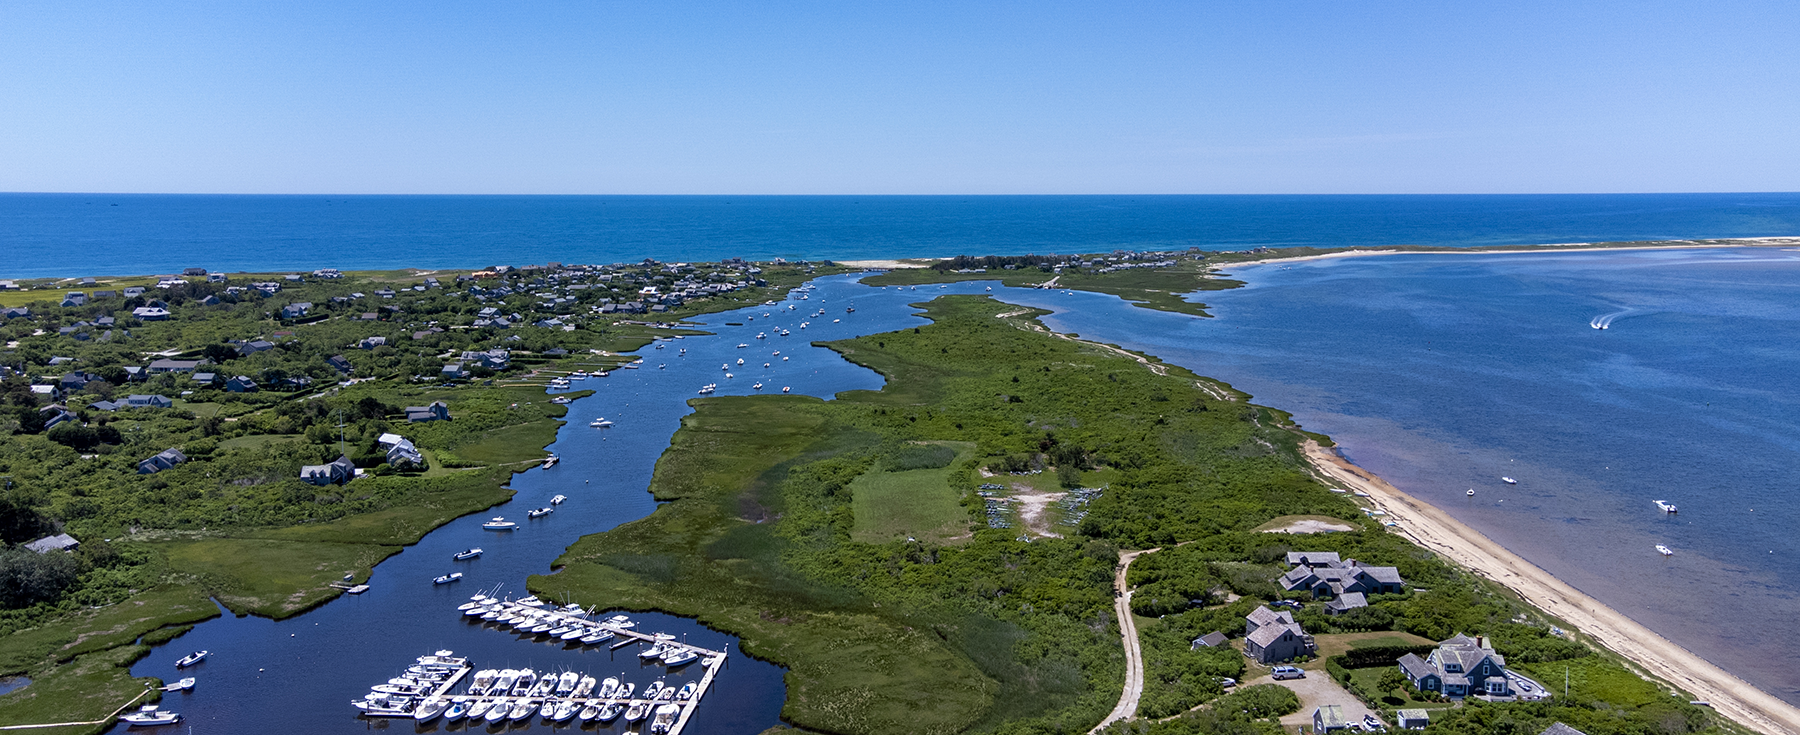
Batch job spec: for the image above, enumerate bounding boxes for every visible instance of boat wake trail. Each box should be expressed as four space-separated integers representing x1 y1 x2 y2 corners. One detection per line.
1590 309 1639 330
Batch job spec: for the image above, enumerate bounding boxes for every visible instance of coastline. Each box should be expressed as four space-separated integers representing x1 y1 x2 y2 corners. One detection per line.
1222 237 1800 269
1301 440 1800 735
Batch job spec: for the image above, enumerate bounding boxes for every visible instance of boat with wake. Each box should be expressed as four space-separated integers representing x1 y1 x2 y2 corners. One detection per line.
1654 500 1678 513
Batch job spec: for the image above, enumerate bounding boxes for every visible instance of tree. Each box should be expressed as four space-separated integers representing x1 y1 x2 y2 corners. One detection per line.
1379 668 1409 696
0 548 79 608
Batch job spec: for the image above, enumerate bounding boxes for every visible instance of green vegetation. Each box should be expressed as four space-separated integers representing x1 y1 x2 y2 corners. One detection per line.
535 294 1739 735
1097 684 1298 735
850 441 974 544
0 257 842 725
0 646 155 735
860 255 1238 317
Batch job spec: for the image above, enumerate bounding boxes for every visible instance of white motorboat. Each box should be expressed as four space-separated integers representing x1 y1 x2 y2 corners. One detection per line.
468 669 497 695
598 676 620 698
641 680 664 700
1501 476 1517 484
579 629 614 645
492 669 519 694
573 675 597 698
624 700 652 722
1654 500 1678 513
484 699 511 724
453 548 482 561
1466 489 1475 497
617 681 636 699
551 494 567 505
597 702 625 722
676 681 698 700
444 698 471 721
508 699 536 721
553 699 580 721
413 697 448 722
736 343 747 348
468 698 494 719
736 358 745 365
121 705 182 727
756 332 766 339
662 648 698 667
590 418 613 427
511 668 536 696
482 517 516 530
557 671 580 695
725 372 733 378
638 641 671 659
527 506 554 519
537 699 557 718
782 386 791 393
650 703 681 733
1656 544 1674 556
560 627 586 641
175 650 208 668
579 700 605 722
607 614 635 628
529 675 557 698
433 572 463 585
550 396 571 404
752 383 763 390
160 677 195 692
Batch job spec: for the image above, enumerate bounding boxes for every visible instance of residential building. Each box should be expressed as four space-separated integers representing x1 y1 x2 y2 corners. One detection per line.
1275 553 1405 612
137 448 188 475
1541 724 1588 735
326 354 353 374
1313 705 1350 733
126 394 174 409
300 455 356 485
1397 634 1515 698
225 375 259 393
405 401 451 422
1189 631 1228 651
147 359 203 374
238 340 276 355
1395 709 1430 730
24 533 80 554
1244 606 1315 663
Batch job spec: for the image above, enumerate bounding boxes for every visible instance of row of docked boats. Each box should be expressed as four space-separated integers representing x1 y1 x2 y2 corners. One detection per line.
354 650 699 732
351 650 471 717
459 594 703 667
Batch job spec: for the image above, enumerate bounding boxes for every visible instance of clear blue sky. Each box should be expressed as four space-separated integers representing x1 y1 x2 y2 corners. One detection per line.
2 1 1796 194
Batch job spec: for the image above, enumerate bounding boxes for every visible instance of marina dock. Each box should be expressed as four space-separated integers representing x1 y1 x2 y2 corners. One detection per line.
353 596 728 733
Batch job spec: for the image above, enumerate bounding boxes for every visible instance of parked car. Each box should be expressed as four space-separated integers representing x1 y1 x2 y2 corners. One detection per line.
1271 666 1305 680
1217 677 1237 688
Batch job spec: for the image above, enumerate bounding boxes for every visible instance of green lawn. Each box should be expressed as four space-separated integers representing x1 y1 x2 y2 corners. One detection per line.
157 538 399 618
850 441 975 544
217 433 304 451
0 646 156 732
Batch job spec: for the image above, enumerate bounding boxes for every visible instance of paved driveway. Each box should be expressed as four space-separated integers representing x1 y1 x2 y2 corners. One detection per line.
1244 671 1382 732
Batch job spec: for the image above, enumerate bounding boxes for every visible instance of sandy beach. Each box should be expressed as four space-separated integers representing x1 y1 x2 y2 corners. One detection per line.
1302 441 1800 735
1225 237 1800 269
837 258 938 269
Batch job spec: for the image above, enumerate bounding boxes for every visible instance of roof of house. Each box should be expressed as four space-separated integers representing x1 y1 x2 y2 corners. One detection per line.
1314 705 1348 727
1397 653 1436 681
1286 551 1341 566
1246 624 1295 649
1395 708 1429 722
1327 592 1368 610
1246 606 1294 629
24 533 79 553
1192 631 1228 648
1541 724 1588 735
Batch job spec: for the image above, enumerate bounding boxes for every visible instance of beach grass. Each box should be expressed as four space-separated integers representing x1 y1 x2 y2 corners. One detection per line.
0 586 218 677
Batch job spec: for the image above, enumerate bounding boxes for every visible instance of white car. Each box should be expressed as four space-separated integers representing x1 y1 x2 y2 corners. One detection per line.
1271 666 1305 680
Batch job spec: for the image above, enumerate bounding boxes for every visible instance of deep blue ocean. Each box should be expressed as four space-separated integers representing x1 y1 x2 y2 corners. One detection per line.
4 193 1800 278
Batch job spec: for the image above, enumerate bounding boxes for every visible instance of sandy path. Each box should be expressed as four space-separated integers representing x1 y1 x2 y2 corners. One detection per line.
1303 441 1800 735
1091 549 1150 734
1226 237 1800 269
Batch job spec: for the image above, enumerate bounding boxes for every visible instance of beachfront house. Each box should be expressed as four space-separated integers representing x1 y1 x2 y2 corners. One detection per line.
1397 633 1514 698
1275 553 1405 613
378 433 424 468
1244 606 1315 663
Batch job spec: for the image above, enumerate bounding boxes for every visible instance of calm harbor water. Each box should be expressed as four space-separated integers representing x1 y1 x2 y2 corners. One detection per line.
977 248 1800 706
5 193 1800 278
115 275 1002 734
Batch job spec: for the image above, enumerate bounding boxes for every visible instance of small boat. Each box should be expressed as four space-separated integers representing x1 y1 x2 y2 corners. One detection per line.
623 700 651 723
484 699 511 723
607 614 635 628
481 517 516 530
752 383 763 390
579 629 614 645
736 343 747 348
528 507 554 519
560 627 586 641
662 648 698 667
579 700 605 721
596 370 610 377
345 584 369 594
468 669 497 695
1466 489 1475 497
433 572 463 585
508 699 536 721
557 671 580 695
538 699 558 718
650 703 681 733
413 697 448 722
641 680 665 700
541 454 559 469
121 705 182 727
846 306 855 313
551 494 567 505
574 675 597 697
590 418 613 427
725 373 733 378
160 677 195 692
512 668 537 696
1654 500 1678 513
597 702 625 723
468 698 493 719
772 350 780 356
675 681 698 700
639 641 671 659
1501 476 1517 485
453 548 483 561
550 396 572 404
175 650 209 668
598 677 620 698
1656 544 1674 556
492 669 519 694
553 699 580 721
782 387 790 393
616 681 636 699
444 698 471 721
736 358 745 365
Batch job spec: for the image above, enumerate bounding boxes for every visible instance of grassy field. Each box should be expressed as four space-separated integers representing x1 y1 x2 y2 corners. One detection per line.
0 586 218 676
850 441 975 544
217 433 304 451
0 646 156 732
156 538 399 618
